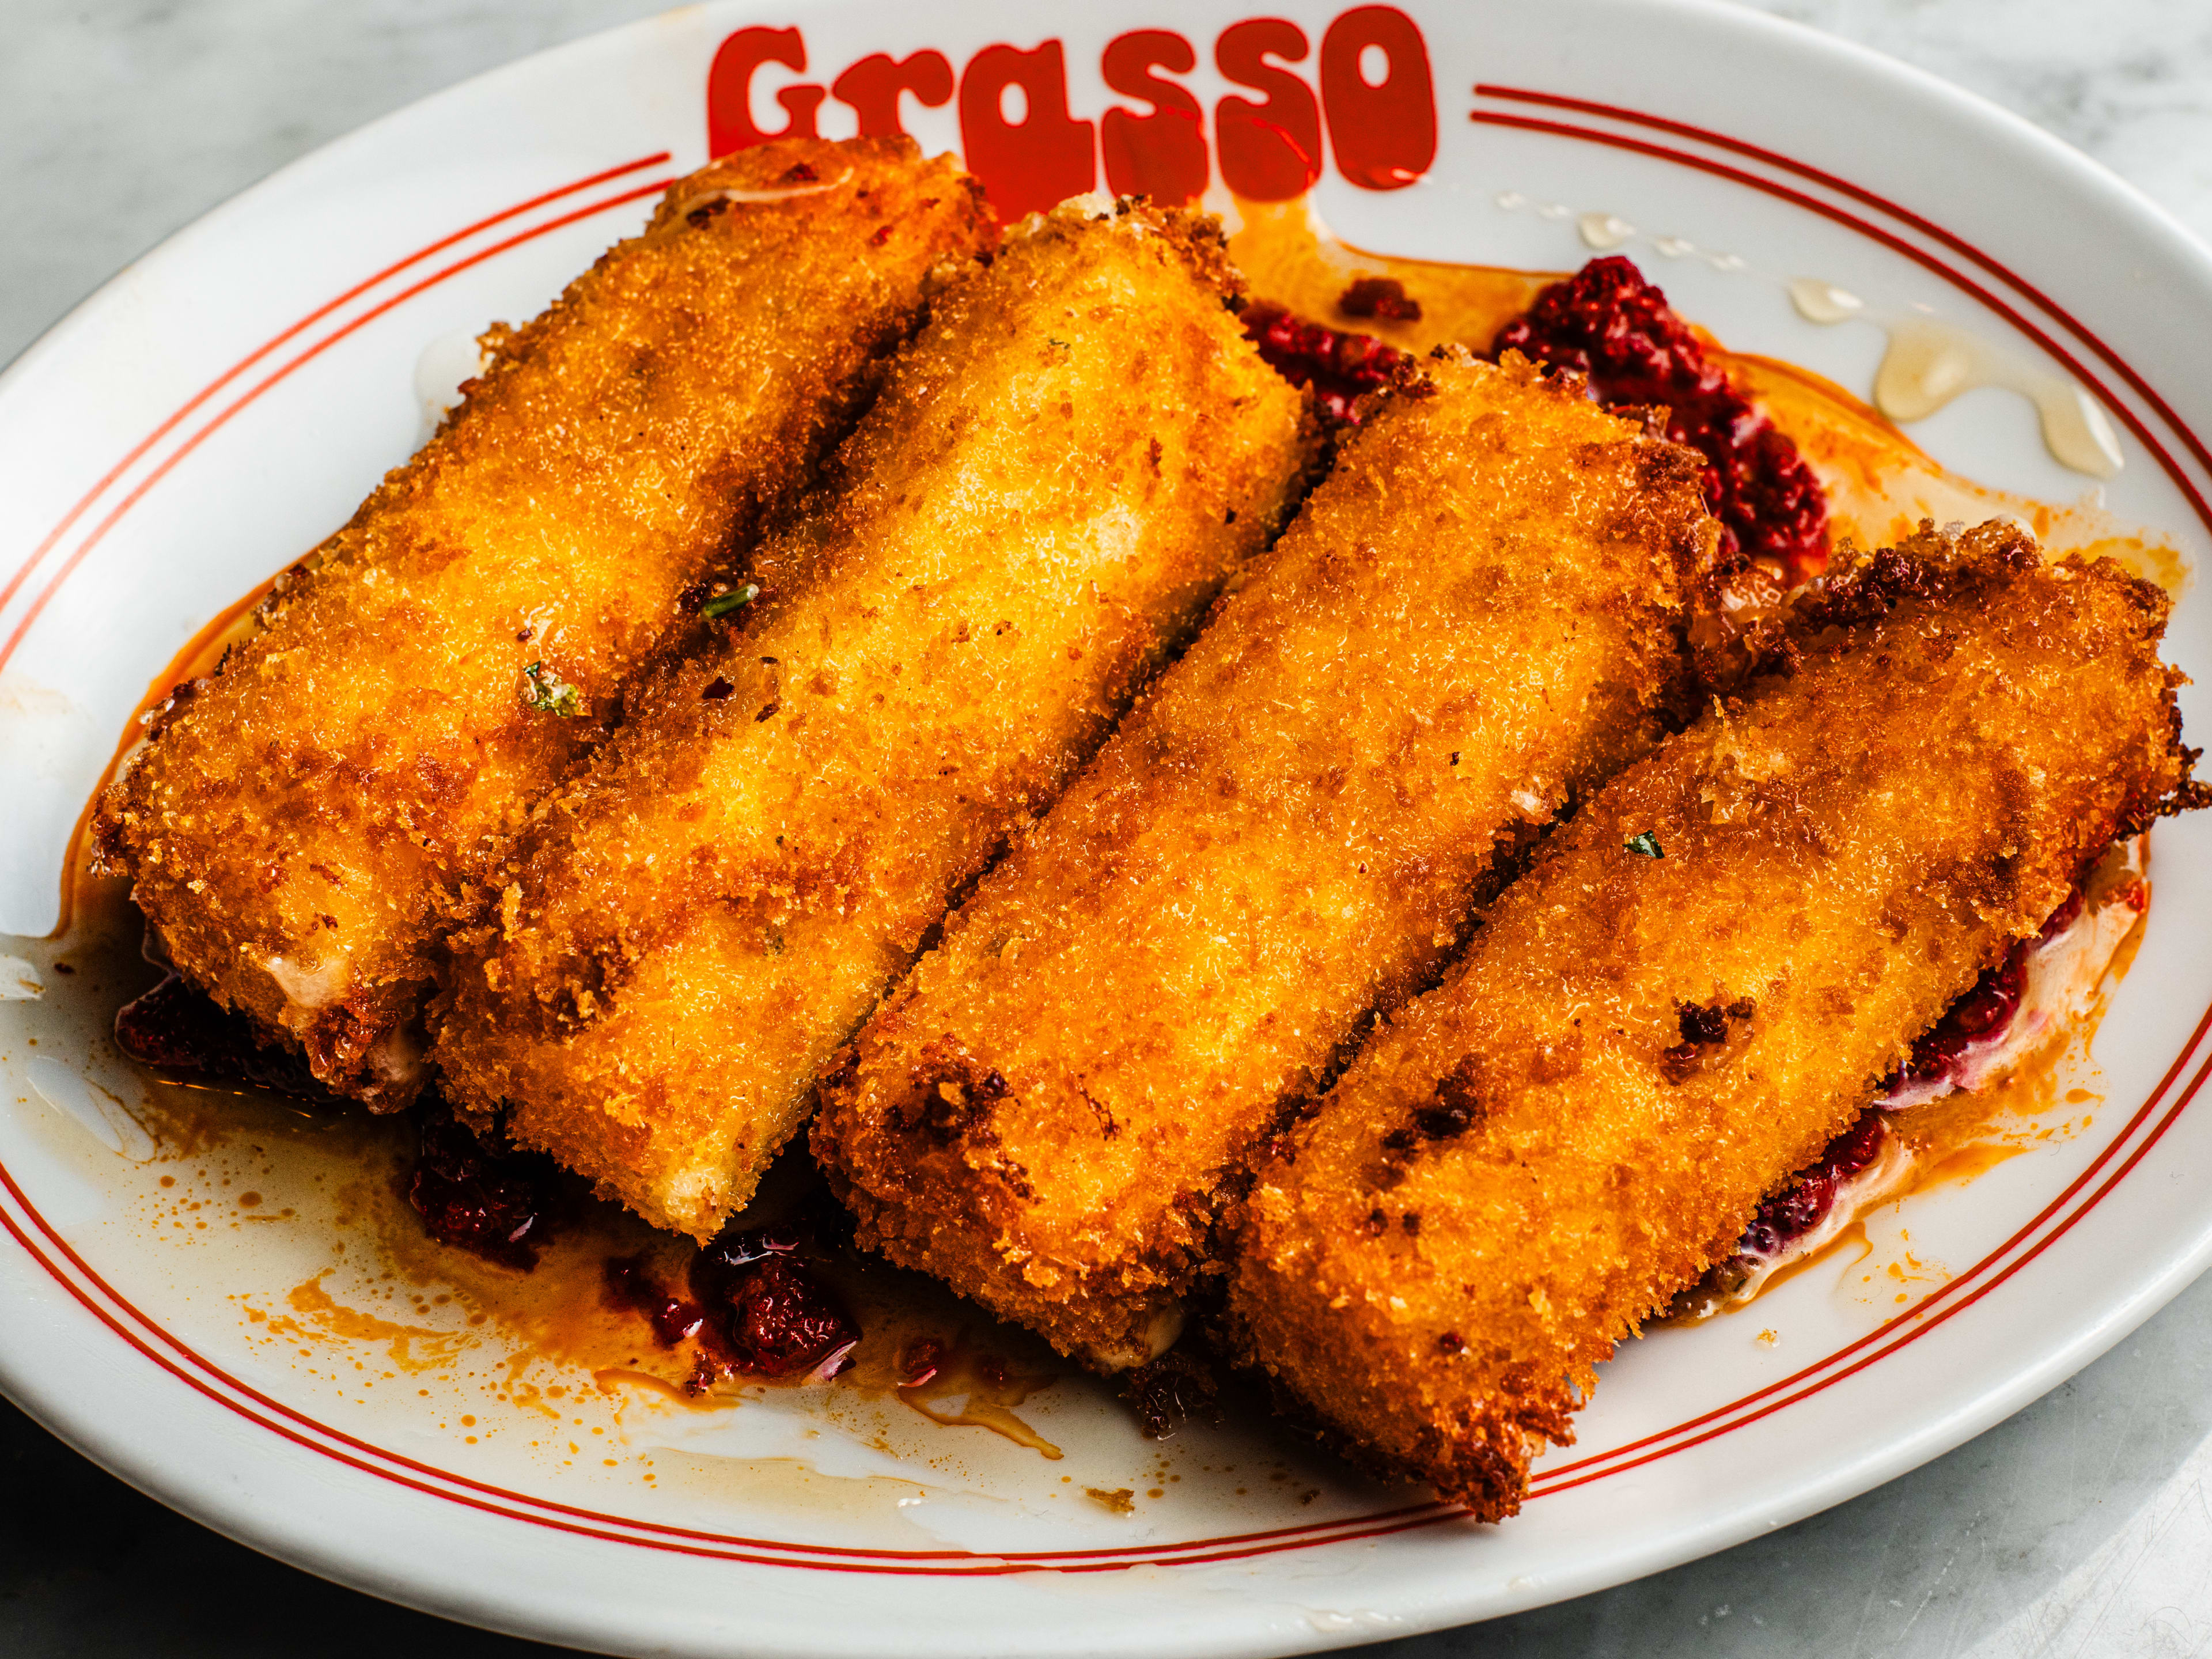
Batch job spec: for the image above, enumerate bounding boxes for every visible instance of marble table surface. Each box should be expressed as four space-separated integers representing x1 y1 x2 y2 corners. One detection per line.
6 2 2212 1655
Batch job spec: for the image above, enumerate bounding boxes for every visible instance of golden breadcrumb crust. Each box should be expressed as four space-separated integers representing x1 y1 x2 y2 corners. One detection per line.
1222 523 2199 1520
92 138 995 1104
430 200 1316 1238
813 351 1720 1369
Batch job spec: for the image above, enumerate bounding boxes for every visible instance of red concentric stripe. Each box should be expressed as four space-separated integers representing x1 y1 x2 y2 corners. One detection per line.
0 1147 1462 1570
0 1141 1460 1575
0 153 669 628
0 173 673 675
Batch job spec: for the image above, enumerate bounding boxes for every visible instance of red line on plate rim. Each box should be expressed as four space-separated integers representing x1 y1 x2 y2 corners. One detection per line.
0 175 673 676
2 103 2208 1574
1470 83 2212 488
0 152 670 630
0 1142 1454 1565
0 1155 1462 1571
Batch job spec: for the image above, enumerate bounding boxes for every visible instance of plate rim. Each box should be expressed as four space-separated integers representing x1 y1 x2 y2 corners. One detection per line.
4 1 2212 1653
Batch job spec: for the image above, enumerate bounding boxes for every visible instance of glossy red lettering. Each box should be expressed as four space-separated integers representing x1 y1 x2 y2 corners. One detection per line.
1100 32 1207 205
1214 19 1322 202
831 50 956 139
959 41 1097 221
1319 7 1436 189
706 26 826 158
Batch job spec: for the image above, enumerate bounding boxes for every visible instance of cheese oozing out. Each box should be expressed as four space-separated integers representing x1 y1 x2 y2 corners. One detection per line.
1682 836 2148 1317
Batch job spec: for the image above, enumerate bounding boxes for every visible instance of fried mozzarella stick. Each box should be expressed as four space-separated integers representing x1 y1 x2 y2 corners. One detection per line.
1225 523 2199 1519
93 138 994 1105
814 351 1719 1369
430 202 1314 1237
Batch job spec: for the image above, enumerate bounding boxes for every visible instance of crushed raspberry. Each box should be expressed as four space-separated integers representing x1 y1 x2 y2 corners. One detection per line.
1738 1109 1889 1258
604 1254 704 1346
1885 952 2029 1095
404 1100 567 1271
1732 882 2086 1264
1338 276 1422 321
1877 889 2081 1099
113 971 327 1099
1241 301 1410 427
1492 256 1830 584
689 1222 857 1378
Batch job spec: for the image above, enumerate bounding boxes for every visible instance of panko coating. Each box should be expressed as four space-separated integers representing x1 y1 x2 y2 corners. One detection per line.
430 200 1316 1238
1224 523 2200 1518
94 137 995 1105
815 350 1720 1369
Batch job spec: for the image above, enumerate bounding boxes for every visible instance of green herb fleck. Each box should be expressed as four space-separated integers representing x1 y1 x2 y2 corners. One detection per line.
702 582 760 620
521 661 582 717
1623 831 1664 859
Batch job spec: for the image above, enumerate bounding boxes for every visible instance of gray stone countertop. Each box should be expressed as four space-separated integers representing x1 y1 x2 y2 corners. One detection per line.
5 2 2212 1655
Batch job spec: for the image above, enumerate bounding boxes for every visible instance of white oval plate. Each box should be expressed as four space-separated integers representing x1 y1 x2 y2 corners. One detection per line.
3 2 2210 1655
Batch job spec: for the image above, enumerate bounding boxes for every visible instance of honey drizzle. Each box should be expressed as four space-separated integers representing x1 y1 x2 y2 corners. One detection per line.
1721 350 2188 594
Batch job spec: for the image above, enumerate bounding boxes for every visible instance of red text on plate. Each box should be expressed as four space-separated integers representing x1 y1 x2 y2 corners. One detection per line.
704 9 1439 213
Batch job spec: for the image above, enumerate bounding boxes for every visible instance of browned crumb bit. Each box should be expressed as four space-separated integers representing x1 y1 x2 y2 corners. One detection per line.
1677 1001 1730 1046
1662 995 1756 1082
1338 275 1422 321
1415 1070 1484 1139
1086 1487 1136 1515
1124 1349 1222 1440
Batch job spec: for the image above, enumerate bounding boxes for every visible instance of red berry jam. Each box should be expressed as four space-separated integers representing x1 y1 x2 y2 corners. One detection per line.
603 1254 706 1346
113 971 328 1100
1729 881 2088 1266
1240 301 1412 427
404 1099 567 1271
1737 1109 1889 1258
1883 952 2030 1097
1493 256 1830 584
1878 889 2079 1100
688 1222 858 1378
